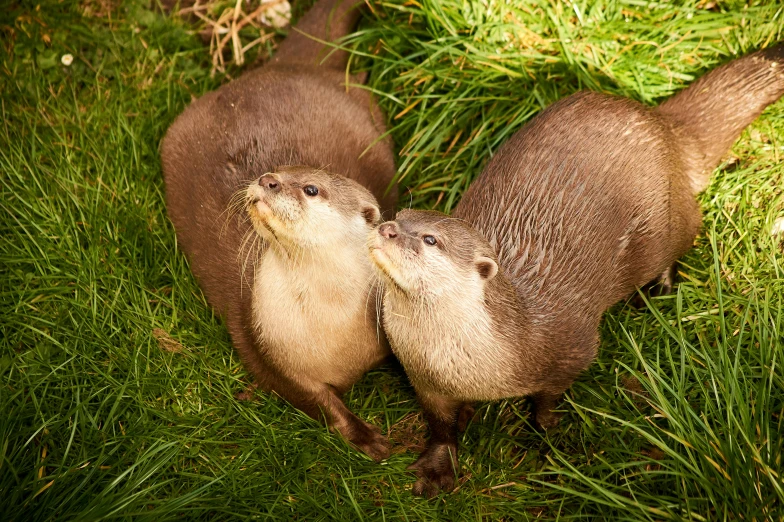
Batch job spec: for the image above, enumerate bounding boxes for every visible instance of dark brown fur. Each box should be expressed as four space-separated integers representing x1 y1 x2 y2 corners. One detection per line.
375 44 784 495
161 0 397 460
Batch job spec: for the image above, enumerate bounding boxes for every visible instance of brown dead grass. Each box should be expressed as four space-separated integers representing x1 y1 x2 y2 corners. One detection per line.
176 0 289 74
152 328 186 353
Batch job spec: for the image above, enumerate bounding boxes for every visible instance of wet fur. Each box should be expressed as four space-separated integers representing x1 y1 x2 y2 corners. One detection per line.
161 0 397 461
373 44 784 495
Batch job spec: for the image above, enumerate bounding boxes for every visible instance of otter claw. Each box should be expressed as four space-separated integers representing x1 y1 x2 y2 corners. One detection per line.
348 420 390 462
412 474 454 498
408 444 458 497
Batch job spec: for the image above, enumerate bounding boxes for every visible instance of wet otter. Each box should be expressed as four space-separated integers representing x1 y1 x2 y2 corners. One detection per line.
370 44 784 494
161 0 397 460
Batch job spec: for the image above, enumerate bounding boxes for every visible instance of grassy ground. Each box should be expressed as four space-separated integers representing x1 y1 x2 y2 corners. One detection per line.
1 0 783 519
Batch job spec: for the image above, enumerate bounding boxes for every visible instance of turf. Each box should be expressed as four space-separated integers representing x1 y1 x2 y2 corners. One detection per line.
1 0 783 519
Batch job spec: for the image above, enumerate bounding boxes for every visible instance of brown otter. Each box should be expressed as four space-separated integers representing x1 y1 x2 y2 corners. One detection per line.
161 0 397 461
369 43 784 494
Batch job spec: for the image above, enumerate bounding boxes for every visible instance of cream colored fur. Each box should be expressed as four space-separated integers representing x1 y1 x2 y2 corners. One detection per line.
247 181 387 390
369 234 526 401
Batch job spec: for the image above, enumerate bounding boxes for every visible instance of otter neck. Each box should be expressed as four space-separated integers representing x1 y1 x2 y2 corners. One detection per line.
382 270 547 401
483 272 550 380
256 237 374 309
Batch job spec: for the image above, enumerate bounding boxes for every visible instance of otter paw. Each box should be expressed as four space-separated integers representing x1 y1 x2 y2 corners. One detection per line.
534 409 563 431
407 444 458 498
348 420 391 462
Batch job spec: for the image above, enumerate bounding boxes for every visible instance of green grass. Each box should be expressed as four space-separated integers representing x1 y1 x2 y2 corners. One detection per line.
1 0 783 519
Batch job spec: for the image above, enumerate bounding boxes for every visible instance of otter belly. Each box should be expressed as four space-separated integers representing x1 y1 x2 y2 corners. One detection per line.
252 254 385 388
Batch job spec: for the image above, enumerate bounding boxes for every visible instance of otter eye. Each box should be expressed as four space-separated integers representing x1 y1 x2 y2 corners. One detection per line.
423 235 437 246
303 185 319 197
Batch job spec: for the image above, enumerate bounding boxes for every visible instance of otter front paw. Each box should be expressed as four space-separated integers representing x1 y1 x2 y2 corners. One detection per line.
407 443 458 497
346 420 391 462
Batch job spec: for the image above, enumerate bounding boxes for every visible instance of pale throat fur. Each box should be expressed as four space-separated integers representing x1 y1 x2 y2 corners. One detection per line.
377 242 523 402
248 185 385 387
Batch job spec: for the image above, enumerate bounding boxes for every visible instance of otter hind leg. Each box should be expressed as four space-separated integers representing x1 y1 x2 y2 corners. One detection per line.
631 262 678 307
655 263 677 296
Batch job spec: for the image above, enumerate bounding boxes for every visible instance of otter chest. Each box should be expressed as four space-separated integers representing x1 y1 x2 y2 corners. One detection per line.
252 253 378 382
383 301 518 401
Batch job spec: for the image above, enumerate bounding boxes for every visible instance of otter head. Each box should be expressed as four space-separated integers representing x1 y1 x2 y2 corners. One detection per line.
246 166 382 252
368 209 499 299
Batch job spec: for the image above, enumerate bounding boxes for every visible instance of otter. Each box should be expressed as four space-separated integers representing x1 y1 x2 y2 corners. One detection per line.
369 44 784 495
161 0 397 461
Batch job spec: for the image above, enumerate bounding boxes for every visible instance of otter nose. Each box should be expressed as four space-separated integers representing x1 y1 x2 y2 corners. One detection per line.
259 174 281 193
378 223 398 239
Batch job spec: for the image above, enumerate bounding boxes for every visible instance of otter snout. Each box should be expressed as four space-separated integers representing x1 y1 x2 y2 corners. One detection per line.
378 222 399 239
374 220 422 255
368 222 407 292
259 174 282 193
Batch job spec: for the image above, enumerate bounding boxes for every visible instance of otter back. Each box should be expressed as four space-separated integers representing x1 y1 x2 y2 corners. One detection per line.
372 43 784 497
160 0 397 462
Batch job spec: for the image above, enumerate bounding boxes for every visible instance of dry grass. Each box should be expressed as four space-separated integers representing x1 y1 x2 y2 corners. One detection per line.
173 0 292 73
2 0 783 519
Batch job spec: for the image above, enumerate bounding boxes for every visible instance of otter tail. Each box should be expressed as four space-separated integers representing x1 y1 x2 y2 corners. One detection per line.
271 0 365 70
656 44 784 193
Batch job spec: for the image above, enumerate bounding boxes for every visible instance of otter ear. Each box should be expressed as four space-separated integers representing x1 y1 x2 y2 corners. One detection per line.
475 256 498 281
361 204 382 225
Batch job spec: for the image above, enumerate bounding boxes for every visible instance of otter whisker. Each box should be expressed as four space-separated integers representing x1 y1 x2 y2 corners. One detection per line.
374 276 385 343
361 269 381 314
362 271 377 321
238 228 260 292
237 226 256 264
220 182 257 238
